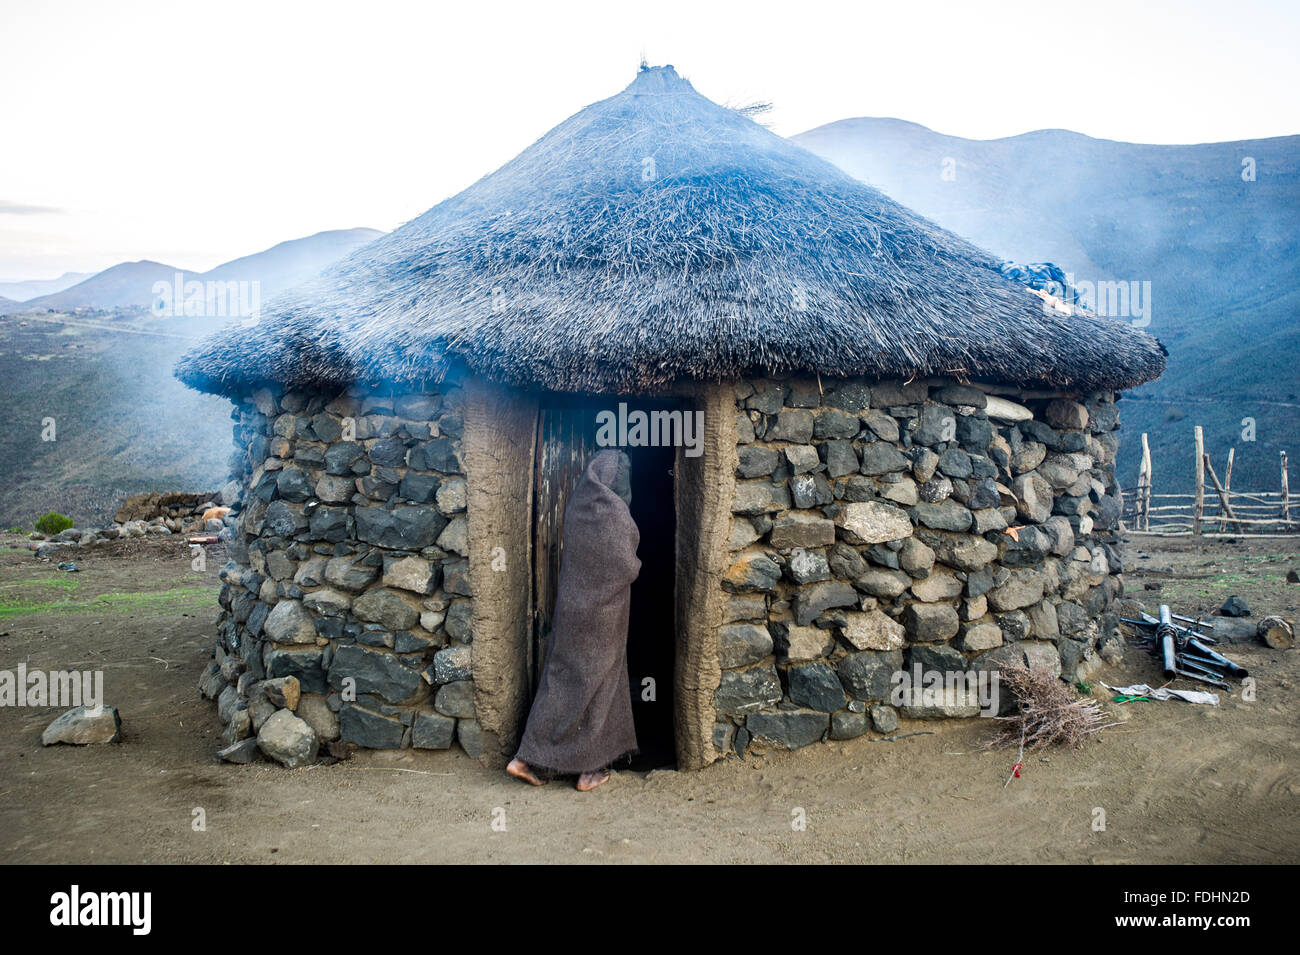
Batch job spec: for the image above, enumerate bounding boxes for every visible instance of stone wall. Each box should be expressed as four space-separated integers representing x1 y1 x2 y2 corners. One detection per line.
714 376 1125 756
198 383 478 764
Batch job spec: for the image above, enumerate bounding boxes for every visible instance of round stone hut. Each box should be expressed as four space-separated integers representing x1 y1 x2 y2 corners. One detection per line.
177 65 1166 770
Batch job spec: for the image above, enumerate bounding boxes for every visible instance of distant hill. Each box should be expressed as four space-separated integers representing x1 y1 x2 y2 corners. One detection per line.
202 227 383 299
24 260 199 310
0 271 93 302
0 226 387 527
19 228 383 313
0 295 25 315
794 119 1300 494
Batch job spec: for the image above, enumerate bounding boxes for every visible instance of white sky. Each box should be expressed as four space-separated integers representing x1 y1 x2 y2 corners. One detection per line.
2 0 1296 281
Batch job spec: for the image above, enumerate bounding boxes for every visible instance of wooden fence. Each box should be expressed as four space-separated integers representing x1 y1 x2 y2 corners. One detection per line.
1122 427 1295 536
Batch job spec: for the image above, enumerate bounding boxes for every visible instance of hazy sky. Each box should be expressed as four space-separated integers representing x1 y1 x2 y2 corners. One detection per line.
2 0 1296 281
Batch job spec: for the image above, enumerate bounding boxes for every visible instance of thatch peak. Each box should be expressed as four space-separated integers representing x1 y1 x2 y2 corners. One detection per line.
176 66 1166 398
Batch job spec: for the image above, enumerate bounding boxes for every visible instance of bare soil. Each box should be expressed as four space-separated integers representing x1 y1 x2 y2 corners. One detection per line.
0 532 1296 864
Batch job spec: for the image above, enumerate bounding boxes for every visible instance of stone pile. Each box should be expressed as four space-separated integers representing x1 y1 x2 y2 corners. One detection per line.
202 384 477 765
715 376 1125 755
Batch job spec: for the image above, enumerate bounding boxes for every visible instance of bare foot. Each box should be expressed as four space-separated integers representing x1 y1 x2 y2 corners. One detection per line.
576 769 610 791
506 758 545 786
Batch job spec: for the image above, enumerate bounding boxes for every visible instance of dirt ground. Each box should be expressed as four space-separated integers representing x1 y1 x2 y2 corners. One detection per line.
0 531 1296 864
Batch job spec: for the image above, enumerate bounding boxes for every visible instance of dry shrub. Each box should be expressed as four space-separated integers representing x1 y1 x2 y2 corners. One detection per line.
986 663 1114 752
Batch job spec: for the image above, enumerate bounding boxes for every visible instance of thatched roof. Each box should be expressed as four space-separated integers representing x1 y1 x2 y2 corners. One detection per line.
176 65 1166 398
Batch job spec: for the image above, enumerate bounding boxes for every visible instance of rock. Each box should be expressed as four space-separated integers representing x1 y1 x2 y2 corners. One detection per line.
1010 441 1047 475
354 504 447 549
863 409 900 442
412 711 457 749
769 513 835 549
719 624 774 668
786 548 831 584
988 568 1046 613
854 567 912 599
813 408 859 439
880 477 919 506
430 645 473 684
435 680 476 719
842 610 906 650
794 580 859 625
766 410 814 443
836 501 912 544
911 448 940 482
1218 595 1250 618
837 649 903 701
959 621 1003 651
787 662 849 712
830 709 868 739
256 677 298 711
262 599 317 644
820 440 859 477
264 645 327 694
737 446 780 478
1045 399 1089 431
914 500 972 532
324 555 380 593
897 540 937 583
217 738 262 763
914 405 956 446
985 395 1032 422
715 666 783 716
869 703 899 733
457 720 487 759
723 553 781 593
972 640 1061 681
40 705 121 745
773 623 834 662
934 384 987 409
352 588 421 630
329 644 427 705
900 684 981 719
732 481 792 515
257 709 319 768
339 704 406 749
859 443 911 475
303 588 352 617
926 533 999 572
1011 472 1054 523
746 709 828 749
382 555 441 595
295 694 340 741
910 566 963 602
901 602 960 642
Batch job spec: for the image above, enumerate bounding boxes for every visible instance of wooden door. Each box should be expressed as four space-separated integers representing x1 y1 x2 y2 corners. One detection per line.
531 401 601 690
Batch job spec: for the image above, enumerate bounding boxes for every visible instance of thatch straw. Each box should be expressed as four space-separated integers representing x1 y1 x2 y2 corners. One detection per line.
175 65 1167 399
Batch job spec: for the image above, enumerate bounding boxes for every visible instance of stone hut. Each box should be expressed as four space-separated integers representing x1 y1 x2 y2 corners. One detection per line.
177 65 1166 770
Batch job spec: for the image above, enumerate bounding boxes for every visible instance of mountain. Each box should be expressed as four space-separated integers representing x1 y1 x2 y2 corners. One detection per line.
0 271 93 302
23 260 199 310
201 228 383 299
0 295 25 315
0 227 384 528
794 119 1300 494
19 228 383 313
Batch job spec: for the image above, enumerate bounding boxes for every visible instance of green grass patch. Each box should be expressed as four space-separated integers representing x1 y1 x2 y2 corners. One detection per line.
0 584 214 619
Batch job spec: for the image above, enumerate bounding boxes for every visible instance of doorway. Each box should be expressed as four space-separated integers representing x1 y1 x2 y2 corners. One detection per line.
531 395 679 770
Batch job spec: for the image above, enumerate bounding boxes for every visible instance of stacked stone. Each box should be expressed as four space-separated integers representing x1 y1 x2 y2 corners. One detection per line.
113 490 220 528
715 376 1125 756
202 384 479 763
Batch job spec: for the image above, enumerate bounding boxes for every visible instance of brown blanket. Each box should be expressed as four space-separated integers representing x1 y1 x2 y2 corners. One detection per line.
516 449 642 774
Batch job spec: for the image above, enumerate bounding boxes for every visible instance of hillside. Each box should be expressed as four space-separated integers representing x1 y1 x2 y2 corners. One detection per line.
0 271 92 302
794 120 1300 493
201 227 382 299
24 260 198 310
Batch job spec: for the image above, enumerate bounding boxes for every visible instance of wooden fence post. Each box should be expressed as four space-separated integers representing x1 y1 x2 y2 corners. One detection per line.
1283 451 1291 523
1204 454 1243 533
1139 433 1152 531
1218 448 1234 532
1193 426 1205 535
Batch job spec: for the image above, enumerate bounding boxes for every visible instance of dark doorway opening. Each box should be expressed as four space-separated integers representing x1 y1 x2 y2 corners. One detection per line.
531 395 679 771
